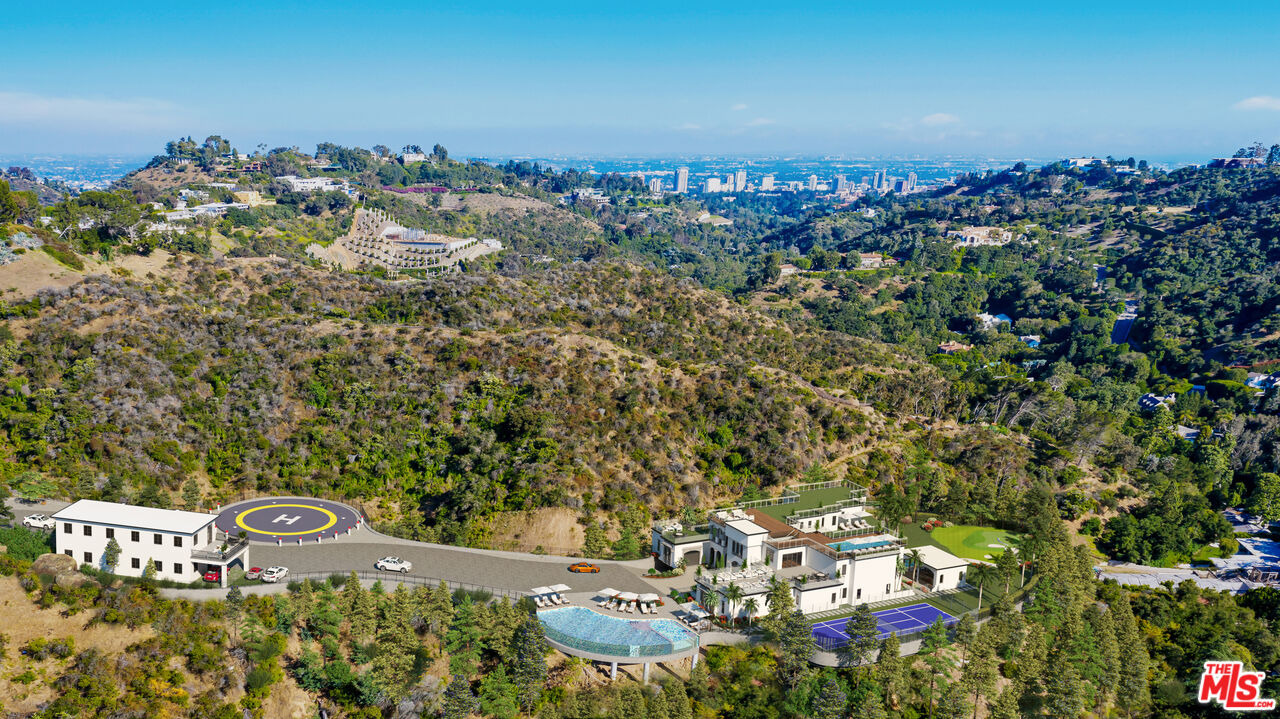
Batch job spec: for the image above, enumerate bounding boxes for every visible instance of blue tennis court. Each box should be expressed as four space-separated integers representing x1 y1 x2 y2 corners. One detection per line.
811 603 959 650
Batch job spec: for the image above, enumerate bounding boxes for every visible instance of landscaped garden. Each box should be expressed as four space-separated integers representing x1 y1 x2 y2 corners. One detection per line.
899 521 1021 561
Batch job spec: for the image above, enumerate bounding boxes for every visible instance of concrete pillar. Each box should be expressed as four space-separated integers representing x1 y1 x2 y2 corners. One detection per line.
221 567 228 589
643 663 650 684
691 651 699 669
610 662 617 680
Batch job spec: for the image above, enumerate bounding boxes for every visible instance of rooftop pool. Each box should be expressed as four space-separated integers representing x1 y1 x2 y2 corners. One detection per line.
827 538 895 552
537 606 698 658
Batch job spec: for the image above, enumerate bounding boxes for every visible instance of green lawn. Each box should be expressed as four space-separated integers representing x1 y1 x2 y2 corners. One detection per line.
899 522 1021 561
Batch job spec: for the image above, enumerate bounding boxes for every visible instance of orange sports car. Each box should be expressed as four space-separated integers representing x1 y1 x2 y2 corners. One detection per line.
568 562 600 573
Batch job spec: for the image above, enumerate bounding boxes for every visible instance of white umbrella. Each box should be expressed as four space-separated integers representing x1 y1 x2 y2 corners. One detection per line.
617 591 639 602
598 587 619 597
531 586 553 596
639 593 660 602
549 583 571 593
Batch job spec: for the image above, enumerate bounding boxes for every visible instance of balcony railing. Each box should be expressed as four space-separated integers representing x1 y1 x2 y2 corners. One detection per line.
190 537 249 562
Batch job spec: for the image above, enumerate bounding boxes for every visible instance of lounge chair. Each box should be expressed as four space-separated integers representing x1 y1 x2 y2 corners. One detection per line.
534 596 546 608
557 593 569 605
626 602 636 613
597 597 609 607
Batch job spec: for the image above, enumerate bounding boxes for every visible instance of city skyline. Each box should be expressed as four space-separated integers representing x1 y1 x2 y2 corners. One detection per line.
3 2 1280 157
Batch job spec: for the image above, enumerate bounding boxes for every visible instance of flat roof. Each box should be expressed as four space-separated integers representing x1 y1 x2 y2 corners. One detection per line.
754 486 857 521
725 519 771 536
912 545 969 569
53 500 216 534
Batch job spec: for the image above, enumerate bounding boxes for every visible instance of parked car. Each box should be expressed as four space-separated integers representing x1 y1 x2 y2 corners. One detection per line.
245 567 263 580
202 568 221 583
21 514 55 530
260 566 289 583
375 556 412 573
568 562 600 573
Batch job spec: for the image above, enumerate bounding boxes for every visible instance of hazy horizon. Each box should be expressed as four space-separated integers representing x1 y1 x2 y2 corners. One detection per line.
5 1 1280 158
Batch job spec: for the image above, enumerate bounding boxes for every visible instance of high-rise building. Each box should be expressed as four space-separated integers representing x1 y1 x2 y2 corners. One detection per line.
734 169 747 192
906 172 918 192
893 179 909 193
704 177 721 193
873 170 885 191
834 174 848 193
760 174 775 191
675 167 689 193
648 177 663 194
724 173 736 192
806 175 818 191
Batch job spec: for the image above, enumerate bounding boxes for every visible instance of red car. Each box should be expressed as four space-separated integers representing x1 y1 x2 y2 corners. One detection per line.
202 568 221 583
245 567 263 580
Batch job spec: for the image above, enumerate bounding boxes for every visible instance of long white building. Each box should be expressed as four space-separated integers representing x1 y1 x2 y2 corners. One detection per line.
652 481 912 620
53 500 249 587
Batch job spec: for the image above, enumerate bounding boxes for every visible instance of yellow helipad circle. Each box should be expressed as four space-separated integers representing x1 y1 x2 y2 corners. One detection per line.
235 503 338 536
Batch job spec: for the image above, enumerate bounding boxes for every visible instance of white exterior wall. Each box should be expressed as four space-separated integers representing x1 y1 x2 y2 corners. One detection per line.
55 519 213 583
846 551 905 604
795 584 843 614
931 564 967 591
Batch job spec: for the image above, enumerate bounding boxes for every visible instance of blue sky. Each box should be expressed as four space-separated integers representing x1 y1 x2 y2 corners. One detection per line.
3 1 1280 158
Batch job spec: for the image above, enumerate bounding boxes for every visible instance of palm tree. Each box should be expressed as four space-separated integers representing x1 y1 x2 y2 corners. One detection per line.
907 549 924 587
742 597 759 626
722 582 744 624
1013 534 1043 587
967 563 999 613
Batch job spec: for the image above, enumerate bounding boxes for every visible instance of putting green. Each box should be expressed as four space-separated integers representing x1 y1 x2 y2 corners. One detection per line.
927 525 1019 560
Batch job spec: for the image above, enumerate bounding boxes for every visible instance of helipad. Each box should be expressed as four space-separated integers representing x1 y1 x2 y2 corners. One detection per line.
216 497 363 544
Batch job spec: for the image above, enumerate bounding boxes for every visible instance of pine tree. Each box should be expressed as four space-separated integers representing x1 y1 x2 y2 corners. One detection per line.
1090 604 1121 709
442 674 479 719
142 558 157 583
838 604 880 671
953 613 976 665
777 610 816 688
854 690 887 719
921 618 952 719
876 632 904 709
988 686 1021 719
759 575 796 639
103 538 121 573
340 570 363 615
371 584 419 699
1016 622 1047 698
510 614 550 711
962 630 999 719
425 581 455 637
292 579 316 634
181 479 201 510
349 579 379 642
1112 594 1150 716
446 596 487 677
811 677 847 719
225 585 244 642
1043 645 1084 718
484 597 522 659
937 681 970 719
614 685 645 719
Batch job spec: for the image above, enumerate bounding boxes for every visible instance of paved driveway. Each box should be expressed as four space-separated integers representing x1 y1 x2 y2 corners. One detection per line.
248 542 658 595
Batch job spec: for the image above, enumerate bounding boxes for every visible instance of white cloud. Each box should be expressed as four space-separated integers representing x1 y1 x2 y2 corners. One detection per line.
745 117 776 127
1234 96 1280 111
730 102 748 111
920 112 960 126
0 90 185 131
675 122 702 131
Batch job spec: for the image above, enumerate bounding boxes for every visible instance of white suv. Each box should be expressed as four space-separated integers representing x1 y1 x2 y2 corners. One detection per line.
375 556 412 573
22 514 55 530
260 566 289 583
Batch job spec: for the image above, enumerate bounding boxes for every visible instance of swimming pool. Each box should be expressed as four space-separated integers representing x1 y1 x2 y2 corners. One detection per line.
537 606 699 658
827 538 894 552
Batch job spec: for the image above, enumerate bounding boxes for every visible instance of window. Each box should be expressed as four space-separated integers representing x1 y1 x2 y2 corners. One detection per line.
856 588 862 600
83 551 92 563
83 525 92 536
154 561 163 573
885 584 890 594
106 528 114 539
173 536 182 548
64 550 72 557
63 523 72 534
173 564 182 575
131 531 139 542
154 533 162 545
131 558 140 569
831 593 836 604
842 588 847 599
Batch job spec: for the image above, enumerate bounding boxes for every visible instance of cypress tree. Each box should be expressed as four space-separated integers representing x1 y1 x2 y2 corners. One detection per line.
349 578 379 642
1042 645 1084 718
988 685 1021 719
855 691 887 719
777 610 816 688
446 596 486 677
426 581 455 637
665 682 692 719
1113 594 1150 716
340 570 362 614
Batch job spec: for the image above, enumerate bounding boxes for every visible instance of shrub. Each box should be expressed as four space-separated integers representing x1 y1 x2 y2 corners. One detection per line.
0 527 54 561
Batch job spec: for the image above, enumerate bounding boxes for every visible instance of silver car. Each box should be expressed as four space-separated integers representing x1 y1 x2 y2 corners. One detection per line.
260 566 289 583
22 514 55 530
